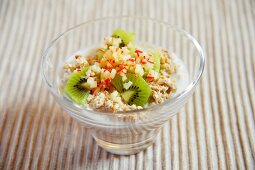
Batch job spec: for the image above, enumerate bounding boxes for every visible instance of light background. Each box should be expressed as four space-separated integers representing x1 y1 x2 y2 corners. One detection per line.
0 0 254 169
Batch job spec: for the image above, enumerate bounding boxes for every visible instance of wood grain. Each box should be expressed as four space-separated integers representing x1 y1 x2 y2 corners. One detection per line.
0 0 254 169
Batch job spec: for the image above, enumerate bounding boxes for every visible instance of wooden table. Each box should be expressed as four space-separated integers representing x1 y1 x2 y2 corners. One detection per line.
0 0 254 169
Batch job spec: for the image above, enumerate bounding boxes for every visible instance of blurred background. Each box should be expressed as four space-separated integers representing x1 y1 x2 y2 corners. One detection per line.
0 0 254 169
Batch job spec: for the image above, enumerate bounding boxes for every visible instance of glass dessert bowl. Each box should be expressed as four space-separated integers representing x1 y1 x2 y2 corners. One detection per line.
41 16 205 155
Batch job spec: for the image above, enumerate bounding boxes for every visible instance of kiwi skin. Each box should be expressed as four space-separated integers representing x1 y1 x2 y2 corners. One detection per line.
112 73 151 107
64 67 90 105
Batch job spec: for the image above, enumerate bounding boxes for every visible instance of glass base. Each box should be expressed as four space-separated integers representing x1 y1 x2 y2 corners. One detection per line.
93 132 158 155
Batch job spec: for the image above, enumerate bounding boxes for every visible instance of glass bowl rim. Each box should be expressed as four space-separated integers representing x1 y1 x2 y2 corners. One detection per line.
41 16 205 118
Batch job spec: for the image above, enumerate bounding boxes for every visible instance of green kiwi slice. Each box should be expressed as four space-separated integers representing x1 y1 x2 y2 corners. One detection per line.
112 29 135 46
64 67 90 105
112 73 151 107
128 46 136 56
152 51 161 72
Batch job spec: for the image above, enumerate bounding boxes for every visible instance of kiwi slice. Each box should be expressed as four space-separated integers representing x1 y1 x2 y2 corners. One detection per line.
112 73 151 107
112 29 135 46
142 51 160 77
152 51 161 72
64 67 90 105
128 46 136 56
